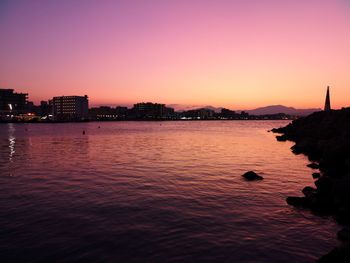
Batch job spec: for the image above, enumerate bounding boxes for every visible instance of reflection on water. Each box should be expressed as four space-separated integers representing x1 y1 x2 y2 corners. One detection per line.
1 124 32 177
0 121 339 262
8 123 16 162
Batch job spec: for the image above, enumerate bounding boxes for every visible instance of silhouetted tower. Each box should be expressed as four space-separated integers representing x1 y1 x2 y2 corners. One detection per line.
324 86 331 111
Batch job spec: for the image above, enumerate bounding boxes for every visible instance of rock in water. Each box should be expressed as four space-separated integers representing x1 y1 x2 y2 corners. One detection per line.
307 163 319 169
242 171 263 181
312 172 321 179
302 186 317 198
276 135 287 141
286 196 309 207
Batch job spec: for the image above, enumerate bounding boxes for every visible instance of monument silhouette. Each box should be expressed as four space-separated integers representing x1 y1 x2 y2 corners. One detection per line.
324 86 331 111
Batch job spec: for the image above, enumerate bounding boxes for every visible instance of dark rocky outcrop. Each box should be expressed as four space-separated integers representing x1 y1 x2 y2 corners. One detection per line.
242 171 263 181
273 107 350 261
273 108 350 175
317 227 350 262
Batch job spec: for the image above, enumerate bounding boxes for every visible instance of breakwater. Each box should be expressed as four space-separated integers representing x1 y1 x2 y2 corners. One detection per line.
273 108 350 261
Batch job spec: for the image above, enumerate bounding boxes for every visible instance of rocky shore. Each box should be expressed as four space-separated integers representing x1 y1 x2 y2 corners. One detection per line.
272 107 350 262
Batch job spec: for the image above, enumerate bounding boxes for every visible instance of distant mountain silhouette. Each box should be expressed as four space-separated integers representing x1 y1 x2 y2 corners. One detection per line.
202 106 223 113
245 105 321 116
167 104 223 112
168 104 321 116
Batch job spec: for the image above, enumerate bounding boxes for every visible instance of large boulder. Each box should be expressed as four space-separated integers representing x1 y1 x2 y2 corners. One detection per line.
242 171 263 181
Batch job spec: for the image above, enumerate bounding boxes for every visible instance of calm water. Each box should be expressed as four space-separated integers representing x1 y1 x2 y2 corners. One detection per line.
0 121 338 262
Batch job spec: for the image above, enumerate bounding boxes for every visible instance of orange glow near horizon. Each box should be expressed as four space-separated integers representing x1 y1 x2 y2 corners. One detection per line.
0 0 349 110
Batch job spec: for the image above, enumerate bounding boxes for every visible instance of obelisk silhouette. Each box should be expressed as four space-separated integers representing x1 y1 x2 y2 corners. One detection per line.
324 86 331 111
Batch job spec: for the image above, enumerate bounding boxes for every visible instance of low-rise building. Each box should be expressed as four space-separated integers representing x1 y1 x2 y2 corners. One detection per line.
133 102 165 119
89 106 118 120
181 108 215 119
132 102 175 119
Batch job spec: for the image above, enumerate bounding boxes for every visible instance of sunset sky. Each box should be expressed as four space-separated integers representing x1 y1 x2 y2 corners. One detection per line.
1 0 349 109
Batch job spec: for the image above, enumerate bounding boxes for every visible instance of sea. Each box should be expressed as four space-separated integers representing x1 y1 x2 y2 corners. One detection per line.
0 121 339 262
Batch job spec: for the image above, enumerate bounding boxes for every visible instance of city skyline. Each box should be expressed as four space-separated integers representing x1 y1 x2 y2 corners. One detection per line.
1 0 350 109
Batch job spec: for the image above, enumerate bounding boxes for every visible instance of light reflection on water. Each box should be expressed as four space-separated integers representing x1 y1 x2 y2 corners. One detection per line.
8 123 16 162
0 121 339 262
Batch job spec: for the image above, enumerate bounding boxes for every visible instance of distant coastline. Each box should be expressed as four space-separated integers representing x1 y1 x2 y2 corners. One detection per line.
0 116 294 124
1 88 321 123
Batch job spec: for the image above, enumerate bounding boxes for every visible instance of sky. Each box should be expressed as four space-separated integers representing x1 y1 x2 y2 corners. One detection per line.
0 0 349 110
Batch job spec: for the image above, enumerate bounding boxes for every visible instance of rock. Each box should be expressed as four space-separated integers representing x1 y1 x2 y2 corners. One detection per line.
290 141 320 159
307 163 320 169
286 196 309 207
312 172 321 179
302 186 317 198
346 158 350 168
310 196 335 215
276 135 287 141
270 128 278 133
338 227 350 242
291 144 303 155
315 176 333 194
242 171 263 181
271 127 285 133
317 247 350 263
336 208 350 224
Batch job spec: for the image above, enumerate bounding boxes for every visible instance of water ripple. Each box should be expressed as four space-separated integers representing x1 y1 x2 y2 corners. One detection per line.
0 121 338 262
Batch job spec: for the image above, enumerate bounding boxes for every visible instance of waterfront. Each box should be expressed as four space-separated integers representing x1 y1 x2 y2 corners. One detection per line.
0 121 339 262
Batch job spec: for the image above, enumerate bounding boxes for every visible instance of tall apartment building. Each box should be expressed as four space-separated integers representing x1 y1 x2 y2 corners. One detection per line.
52 95 89 121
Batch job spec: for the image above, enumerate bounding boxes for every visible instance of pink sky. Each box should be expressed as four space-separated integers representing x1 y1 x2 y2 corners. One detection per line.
0 0 349 109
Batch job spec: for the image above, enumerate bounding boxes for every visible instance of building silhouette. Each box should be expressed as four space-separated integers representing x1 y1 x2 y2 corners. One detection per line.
132 102 163 119
130 102 175 119
0 89 28 117
324 86 331 111
181 108 215 119
221 108 236 119
52 95 89 121
40 101 52 117
89 106 119 120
